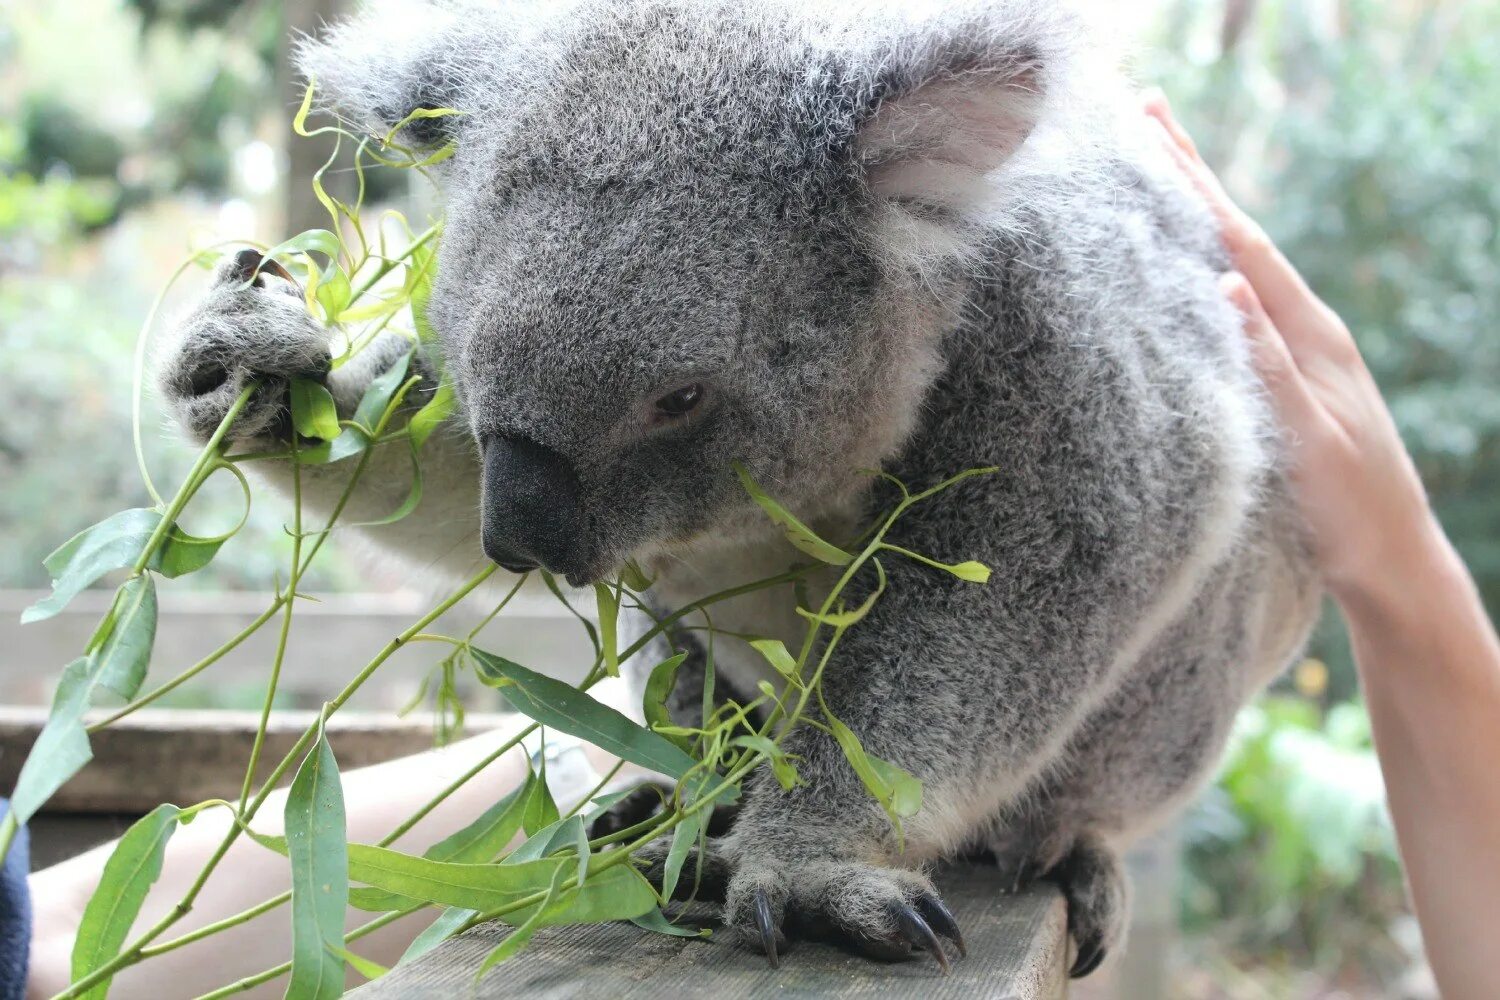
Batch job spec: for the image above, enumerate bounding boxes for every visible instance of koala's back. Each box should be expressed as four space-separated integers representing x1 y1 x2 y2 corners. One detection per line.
877 150 1322 849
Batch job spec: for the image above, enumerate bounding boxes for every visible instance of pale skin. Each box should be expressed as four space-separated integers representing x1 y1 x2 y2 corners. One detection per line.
25 96 1500 997
1146 90 1500 1000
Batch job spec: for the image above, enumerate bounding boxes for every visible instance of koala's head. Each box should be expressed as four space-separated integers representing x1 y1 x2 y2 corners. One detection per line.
300 0 1085 584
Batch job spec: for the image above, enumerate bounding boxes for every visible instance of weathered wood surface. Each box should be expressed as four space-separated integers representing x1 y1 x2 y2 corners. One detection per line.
0 707 506 814
352 866 1068 999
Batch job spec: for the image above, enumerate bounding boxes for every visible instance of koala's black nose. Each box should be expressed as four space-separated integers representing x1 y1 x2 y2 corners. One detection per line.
480 435 584 575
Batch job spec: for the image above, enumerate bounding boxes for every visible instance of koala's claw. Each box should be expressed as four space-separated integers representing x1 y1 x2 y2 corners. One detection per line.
891 901 952 975
753 888 780 968
915 892 966 959
1070 935 1107 979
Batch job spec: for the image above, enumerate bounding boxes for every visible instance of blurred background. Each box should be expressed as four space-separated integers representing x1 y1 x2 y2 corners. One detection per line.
1 0 1497 997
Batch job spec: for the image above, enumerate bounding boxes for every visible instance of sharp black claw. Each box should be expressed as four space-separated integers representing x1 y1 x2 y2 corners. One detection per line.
1070 939 1106 979
754 888 779 969
893 904 951 975
1012 859 1036 893
916 894 966 960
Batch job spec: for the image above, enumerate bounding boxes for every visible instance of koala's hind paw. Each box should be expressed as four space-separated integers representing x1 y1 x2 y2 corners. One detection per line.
1049 835 1127 979
158 249 332 443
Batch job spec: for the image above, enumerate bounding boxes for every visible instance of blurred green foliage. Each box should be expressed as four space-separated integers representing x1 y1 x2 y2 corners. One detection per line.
1149 0 1500 988
0 0 1496 989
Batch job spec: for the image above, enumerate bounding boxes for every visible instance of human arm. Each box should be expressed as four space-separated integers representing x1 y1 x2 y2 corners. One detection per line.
1145 91 1500 1000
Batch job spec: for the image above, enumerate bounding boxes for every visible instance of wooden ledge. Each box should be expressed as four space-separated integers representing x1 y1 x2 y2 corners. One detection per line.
351 866 1068 999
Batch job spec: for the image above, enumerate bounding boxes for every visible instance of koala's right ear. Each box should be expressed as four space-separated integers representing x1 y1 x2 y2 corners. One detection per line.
294 0 498 151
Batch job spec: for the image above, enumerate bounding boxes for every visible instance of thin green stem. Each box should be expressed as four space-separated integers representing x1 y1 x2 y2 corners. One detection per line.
54 566 500 1000
238 439 303 811
130 384 256 577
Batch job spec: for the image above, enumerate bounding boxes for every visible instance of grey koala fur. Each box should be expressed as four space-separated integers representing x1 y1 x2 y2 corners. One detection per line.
156 0 1322 977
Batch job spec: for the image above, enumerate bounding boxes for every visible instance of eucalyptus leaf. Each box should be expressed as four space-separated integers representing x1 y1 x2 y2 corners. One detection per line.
825 709 922 841
475 866 569 979
22 509 224 623
398 907 475 966
8 659 93 824
285 729 349 1000
70 805 181 1000
659 811 702 902
631 908 710 939
593 583 620 677
519 765 560 836
470 650 696 778
642 652 689 749
290 379 342 442
409 380 454 450
89 575 158 701
733 462 852 565
747 639 797 679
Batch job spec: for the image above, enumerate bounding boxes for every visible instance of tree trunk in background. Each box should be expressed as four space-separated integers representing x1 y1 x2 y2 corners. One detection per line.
279 0 350 236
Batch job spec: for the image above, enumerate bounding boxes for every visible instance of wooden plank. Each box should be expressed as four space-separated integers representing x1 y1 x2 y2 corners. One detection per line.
352 866 1068 999
0 707 507 814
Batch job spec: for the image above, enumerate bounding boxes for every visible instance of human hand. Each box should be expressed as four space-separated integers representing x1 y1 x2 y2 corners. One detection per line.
1142 91 1442 606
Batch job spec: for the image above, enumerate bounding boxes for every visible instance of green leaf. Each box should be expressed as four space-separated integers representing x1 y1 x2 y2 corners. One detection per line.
825 710 923 843
314 264 353 323
733 462 852 565
398 907 474 966
9 659 93 824
88 575 158 701
285 728 349 1000
70 804 181 1000
470 650 697 778
730 735 804 792
631 908 710 939
795 560 886 630
747 639 797 679
945 561 992 584
290 379 342 442
350 782 532 912
659 811 701 903
430 784 528 864
333 945 390 983
593 583 620 677
343 844 650 922
642 652 689 749
519 765 560 837
382 106 466 147
475 866 568 979
22 509 224 623
352 350 414 432
620 559 655 592
867 755 923 819
409 380 454 450
261 229 342 272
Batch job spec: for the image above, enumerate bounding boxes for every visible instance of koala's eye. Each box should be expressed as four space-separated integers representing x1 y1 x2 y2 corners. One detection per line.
655 384 704 417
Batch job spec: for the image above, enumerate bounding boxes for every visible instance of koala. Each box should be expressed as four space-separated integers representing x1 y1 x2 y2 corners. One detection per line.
157 0 1322 978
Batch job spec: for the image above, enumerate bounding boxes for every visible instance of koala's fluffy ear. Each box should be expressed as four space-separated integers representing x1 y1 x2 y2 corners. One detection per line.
853 32 1051 211
294 0 494 151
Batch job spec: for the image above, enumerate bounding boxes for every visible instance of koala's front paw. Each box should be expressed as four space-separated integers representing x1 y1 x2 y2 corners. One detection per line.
637 837 964 972
158 249 332 442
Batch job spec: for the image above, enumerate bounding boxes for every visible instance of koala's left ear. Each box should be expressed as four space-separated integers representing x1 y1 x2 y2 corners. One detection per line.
294 0 498 152
854 35 1050 209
